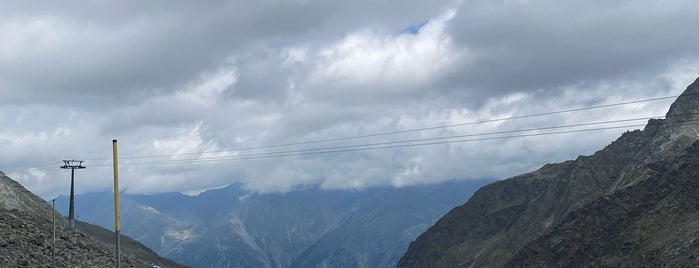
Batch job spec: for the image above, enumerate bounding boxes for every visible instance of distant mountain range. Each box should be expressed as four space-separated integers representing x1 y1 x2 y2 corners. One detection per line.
399 77 699 267
57 179 491 267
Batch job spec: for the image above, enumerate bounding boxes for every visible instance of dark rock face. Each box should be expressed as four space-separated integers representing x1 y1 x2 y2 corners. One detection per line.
0 208 148 267
398 77 699 267
508 141 699 267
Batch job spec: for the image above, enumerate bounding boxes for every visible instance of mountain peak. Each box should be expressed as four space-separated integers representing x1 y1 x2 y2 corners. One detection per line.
666 77 699 119
638 76 699 168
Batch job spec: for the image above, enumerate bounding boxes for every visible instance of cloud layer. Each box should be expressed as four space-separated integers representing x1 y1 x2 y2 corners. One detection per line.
1 0 699 199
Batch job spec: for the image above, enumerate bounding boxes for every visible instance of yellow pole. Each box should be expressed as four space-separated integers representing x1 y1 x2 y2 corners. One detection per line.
112 139 121 268
52 199 56 243
52 199 56 268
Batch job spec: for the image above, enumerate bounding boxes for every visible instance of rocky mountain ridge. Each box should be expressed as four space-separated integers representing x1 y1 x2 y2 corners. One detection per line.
398 77 699 267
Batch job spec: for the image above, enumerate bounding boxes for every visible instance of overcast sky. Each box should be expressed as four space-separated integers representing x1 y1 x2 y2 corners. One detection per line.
2 0 699 199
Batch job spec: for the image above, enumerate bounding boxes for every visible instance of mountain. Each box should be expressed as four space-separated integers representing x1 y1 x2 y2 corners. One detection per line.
398 77 699 267
288 184 477 268
57 179 491 268
0 171 188 267
508 141 699 267
0 170 56 219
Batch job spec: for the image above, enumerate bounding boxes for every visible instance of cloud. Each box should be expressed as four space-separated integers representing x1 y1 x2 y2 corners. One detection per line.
305 7 462 105
437 0 699 101
1 0 699 199
314 8 458 85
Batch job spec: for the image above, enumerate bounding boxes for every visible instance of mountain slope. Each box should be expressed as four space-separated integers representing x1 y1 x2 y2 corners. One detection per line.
398 77 699 267
0 207 150 267
0 171 55 219
0 171 188 268
508 140 699 267
76 220 192 268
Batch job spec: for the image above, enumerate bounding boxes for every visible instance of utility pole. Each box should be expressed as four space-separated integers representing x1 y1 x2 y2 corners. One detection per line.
112 140 121 268
52 199 56 268
60 160 86 230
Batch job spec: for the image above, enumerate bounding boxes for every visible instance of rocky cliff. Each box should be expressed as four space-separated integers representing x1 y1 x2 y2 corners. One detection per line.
398 77 699 267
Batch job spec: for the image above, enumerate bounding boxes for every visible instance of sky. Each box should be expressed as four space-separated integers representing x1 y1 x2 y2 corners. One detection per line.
1 0 699 199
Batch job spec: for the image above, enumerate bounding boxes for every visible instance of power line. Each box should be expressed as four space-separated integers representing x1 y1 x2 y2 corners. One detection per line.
221 95 681 150
116 124 647 166
11 161 64 173
13 112 697 171
8 94 694 173
115 116 659 165
79 94 683 162
83 114 699 168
